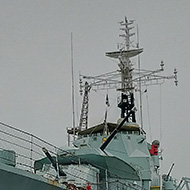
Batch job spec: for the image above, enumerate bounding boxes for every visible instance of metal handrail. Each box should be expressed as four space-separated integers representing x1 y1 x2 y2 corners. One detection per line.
0 121 59 173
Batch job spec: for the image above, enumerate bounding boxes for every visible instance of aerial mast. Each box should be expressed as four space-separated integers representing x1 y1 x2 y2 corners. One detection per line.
71 33 76 141
106 17 142 122
79 17 177 130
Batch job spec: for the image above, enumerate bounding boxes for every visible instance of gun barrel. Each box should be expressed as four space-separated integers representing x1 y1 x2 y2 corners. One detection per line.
167 163 175 179
100 109 134 151
42 147 66 176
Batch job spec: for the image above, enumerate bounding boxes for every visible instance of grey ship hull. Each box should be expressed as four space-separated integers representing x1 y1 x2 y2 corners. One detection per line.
0 162 64 190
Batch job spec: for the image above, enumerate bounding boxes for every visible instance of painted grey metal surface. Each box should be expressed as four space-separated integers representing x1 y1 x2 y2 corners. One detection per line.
0 162 65 190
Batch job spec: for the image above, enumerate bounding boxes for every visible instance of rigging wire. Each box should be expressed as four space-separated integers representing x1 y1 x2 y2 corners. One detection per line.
134 90 141 126
137 24 143 130
159 84 165 174
159 84 162 144
145 87 152 142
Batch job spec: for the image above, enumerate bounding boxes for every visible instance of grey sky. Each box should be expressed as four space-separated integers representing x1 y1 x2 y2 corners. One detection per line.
0 0 190 180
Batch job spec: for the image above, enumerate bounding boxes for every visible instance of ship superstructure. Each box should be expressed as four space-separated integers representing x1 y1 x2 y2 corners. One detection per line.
0 17 185 190
61 17 178 189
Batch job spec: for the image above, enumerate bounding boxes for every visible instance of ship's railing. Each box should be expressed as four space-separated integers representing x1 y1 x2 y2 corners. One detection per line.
0 121 59 174
0 121 145 190
176 177 190 190
97 179 144 190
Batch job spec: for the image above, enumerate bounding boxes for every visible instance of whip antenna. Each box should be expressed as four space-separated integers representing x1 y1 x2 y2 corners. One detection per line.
71 33 76 141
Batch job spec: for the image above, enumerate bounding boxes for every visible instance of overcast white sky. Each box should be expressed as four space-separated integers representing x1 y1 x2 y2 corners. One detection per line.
0 0 190 180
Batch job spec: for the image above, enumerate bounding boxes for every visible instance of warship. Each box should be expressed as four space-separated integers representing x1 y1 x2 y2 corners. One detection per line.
0 17 188 190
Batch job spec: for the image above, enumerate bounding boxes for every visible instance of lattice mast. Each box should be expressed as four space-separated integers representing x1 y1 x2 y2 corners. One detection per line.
106 17 142 122
78 81 91 131
79 17 178 129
